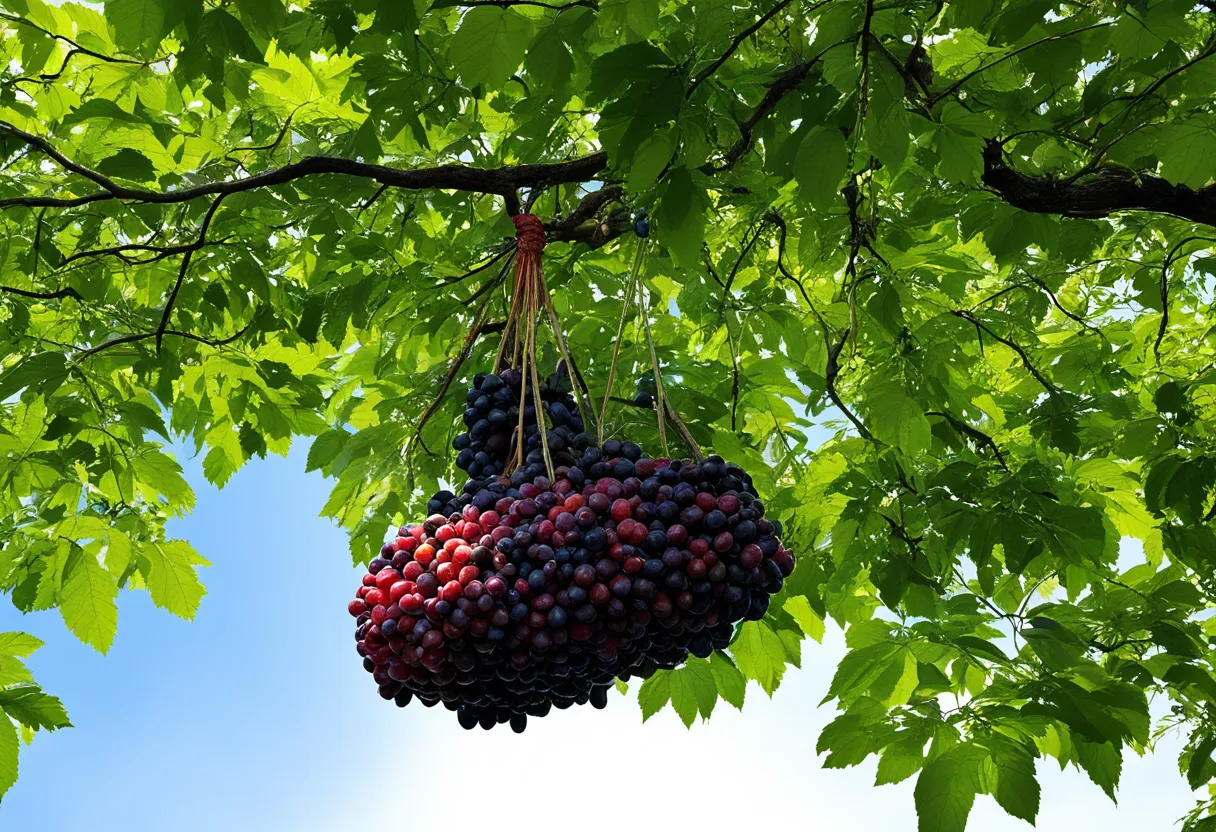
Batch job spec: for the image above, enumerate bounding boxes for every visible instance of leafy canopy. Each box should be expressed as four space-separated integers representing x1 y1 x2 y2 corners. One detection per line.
1 0 1215 828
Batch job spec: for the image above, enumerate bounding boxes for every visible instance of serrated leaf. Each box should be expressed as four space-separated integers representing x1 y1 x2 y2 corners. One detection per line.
59 548 118 654
0 685 71 731
142 540 208 619
0 715 16 800
914 744 985 832
449 8 533 89
638 671 670 721
0 634 43 660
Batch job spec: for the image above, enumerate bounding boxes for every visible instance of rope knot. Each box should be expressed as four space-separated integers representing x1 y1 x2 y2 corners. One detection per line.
512 213 546 255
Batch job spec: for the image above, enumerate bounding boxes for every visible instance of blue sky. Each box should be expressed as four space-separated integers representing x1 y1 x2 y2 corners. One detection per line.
0 441 1202 831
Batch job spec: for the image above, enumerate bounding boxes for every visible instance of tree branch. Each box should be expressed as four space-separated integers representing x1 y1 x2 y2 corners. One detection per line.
155 195 227 351
1 284 82 301
982 139 1216 229
926 410 1009 472
952 309 1060 395
687 0 823 97
0 122 609 209
701 38 856 174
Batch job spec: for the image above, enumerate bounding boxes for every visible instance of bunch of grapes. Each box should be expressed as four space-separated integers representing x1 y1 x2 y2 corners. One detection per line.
350 435 793 731
445 366 585 486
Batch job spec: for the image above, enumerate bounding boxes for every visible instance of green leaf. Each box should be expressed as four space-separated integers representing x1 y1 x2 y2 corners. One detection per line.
449 8 533 89
989 741 1040 824
709 651 746 710
933 126 984 185
866 381 931 455
654 165 708 267
1156 123 1216 189
1075 739 1122 802
0 634 43 660
96 149 157 182
914 744 985 832
732 620 791 695
794 128 848 210
0 685 71 731
784 594 825 642
0 715 16 800
106 0 167 54
58 548 118 654
141 540 208 619
638 671 670 721
876 731 927 785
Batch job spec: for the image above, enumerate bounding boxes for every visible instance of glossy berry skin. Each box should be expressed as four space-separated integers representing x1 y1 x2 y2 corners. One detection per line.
354 433 790 732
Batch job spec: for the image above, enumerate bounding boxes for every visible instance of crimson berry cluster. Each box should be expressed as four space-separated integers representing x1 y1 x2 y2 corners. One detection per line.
349 377 793 732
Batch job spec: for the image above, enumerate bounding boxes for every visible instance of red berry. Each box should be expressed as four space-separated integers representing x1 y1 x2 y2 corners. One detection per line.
371 605 388 625
689 537 710 557
394 536 416 552
436 525 457 543
590 583 611 604
686 558 708 579
441 581 464 602
739 543 763 569
611 499 632 521
414 544 435 566
436 562 456 584
718 494 740 515
695 492 717 512
458 565 480 584
389 581 411 603
462 505 480 522
399 593 424 613
365 588 386 607
348 599 367 617
713 532 734 552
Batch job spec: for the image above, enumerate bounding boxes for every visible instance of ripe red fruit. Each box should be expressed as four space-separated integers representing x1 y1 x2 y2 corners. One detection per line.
395 536 417 552
462 505 480 522
686 558 708 579
365 588 386 607
713 532 734 552
458 565 479 585
441 581 464 602
589 583 611 604
389 581 411 603
774 548 795 576
485 576 507 598
563 494 585 512
436 525 457 543
611 499 632 521
695 492 716 512
739 544 763 569
400 593 424 613
348 599 367 617
688 537 710 557
414 544 435 566
717 494 740 515
371 605 388 625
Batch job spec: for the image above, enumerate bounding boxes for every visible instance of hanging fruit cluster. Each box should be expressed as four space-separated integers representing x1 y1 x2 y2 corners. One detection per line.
347 213 794 732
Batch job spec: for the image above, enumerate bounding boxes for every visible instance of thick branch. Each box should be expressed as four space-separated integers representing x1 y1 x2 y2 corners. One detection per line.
0 123 609 209
982 140 1216 229
1 284 82 301
926 410 1009 472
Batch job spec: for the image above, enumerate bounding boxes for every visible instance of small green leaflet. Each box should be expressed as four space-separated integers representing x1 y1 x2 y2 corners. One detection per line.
141 541 209 619
638 670 670 722
1075 739 1122 802
732 620 792 696
59 548 119 654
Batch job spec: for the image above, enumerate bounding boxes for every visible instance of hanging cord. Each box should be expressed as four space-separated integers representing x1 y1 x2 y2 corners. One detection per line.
502 213 555 480
636 265 669 456
598 235 650 444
